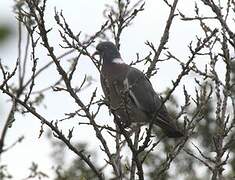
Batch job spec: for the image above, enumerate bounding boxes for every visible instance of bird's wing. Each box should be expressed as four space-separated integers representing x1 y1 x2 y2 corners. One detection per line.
125 67 184 137
124 67 161 113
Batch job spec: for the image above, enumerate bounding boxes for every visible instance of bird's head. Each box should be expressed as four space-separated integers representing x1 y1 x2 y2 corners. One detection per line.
93 41 122 64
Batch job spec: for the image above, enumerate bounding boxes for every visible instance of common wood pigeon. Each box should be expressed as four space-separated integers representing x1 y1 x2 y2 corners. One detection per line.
94 41 183 138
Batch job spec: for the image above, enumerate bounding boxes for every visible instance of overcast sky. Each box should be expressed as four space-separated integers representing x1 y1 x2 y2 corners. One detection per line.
0 0 216 179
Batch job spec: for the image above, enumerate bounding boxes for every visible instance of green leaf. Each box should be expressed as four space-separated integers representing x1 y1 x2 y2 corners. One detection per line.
0 25 11 43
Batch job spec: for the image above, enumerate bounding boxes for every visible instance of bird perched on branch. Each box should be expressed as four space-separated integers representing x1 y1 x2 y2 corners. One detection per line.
94 41 183 138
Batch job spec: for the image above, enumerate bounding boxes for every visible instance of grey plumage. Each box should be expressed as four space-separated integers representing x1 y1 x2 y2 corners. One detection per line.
95 41 183 138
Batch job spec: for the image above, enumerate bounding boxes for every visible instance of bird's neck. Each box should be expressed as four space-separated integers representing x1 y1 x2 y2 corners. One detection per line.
102 61 128 76
102 50 123 64
112 58 125 64
102 57 125 65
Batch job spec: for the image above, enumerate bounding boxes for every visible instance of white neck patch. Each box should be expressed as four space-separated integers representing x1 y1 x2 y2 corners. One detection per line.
112 58 125 64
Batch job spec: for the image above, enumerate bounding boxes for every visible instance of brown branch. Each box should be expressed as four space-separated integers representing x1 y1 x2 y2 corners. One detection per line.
202 0 235 49
0 87 104 179
130 127 140 180
146 0 179 78
25 0 121 177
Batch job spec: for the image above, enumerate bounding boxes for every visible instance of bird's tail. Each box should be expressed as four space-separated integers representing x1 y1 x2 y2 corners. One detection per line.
155 114 184 138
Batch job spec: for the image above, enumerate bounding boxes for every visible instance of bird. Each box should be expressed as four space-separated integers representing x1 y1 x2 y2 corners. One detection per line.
94 41 184 138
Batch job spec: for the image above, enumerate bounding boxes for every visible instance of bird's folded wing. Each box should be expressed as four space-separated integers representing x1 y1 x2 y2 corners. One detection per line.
125 67 161 113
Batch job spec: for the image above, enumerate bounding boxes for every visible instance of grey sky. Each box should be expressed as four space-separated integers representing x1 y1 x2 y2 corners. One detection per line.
0 0 215 179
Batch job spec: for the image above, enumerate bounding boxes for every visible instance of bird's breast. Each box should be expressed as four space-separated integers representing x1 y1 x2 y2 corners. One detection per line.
100 64 128 106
